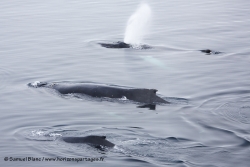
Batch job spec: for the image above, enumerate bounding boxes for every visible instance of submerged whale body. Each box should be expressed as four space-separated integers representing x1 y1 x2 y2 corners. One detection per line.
28 81 168 104
200 49 221 54
99 41 151 49
61 135 115 148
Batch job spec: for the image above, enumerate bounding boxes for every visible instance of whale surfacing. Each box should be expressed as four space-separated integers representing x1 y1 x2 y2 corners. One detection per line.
200 49 221 54
61 135 115 148
28 81 169 104
99 41 151 49
99 41 131 48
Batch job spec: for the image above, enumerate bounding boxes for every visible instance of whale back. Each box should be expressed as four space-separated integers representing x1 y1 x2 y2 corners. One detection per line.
127 89 168 104
125 88 155 103
28 81 168 104
99 41 131 48
52 83 127 98
53 83 167 104
62 135 115 147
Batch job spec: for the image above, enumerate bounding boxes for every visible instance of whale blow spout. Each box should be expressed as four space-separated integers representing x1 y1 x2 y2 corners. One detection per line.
99 3 152 50
124 3 152 44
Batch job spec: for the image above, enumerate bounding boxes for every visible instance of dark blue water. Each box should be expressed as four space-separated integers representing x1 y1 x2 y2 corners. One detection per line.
1 1 250 167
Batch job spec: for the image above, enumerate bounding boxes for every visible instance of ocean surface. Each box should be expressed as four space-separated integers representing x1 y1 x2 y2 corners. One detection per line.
1 1 250 167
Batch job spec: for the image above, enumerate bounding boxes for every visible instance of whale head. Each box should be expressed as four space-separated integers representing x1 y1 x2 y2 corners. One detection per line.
28 81 48 88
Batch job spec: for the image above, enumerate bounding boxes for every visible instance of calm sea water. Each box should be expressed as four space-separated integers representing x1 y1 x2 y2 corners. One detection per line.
1 1 250 167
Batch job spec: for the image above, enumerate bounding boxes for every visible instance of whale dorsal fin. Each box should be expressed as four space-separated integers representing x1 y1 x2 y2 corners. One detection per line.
150 89 158 94
101 136 106 139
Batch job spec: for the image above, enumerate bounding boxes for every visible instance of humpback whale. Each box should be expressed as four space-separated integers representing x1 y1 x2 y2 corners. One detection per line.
28 81 169 104
61 135 115 148
200 49 221 54
99 41 220 53
99 41 131 48
99 41 151 49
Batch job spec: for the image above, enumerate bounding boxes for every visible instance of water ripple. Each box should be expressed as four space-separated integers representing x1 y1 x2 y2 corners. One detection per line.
0 67 11 91
216 101 250 124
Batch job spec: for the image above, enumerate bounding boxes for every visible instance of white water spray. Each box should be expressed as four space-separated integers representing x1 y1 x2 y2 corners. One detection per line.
124 3 152 45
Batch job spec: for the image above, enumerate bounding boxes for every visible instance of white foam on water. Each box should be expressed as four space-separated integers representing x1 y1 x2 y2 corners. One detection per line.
120 96 127 100
31 130 45 136
49 133 62 137
30 81 41 87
